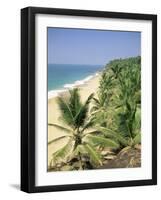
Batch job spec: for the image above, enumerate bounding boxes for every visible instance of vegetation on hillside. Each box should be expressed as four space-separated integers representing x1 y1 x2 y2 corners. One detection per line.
48 56 141 171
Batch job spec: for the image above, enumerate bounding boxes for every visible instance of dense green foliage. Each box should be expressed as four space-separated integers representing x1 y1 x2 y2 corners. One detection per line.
48 56 141 171
92 56 141 147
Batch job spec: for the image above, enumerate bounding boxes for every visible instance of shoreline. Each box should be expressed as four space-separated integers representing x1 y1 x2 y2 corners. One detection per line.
48 72 100 99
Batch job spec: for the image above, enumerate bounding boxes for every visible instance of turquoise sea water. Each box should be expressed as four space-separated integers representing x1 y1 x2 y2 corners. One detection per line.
48 64 104 93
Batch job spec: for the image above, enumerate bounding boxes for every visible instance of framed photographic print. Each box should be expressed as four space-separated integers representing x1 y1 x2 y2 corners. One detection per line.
21 7 157 193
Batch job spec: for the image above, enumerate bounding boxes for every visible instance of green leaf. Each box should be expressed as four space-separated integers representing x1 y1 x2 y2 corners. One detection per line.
57 96 74 126
84 135 119 149
117 113 130 138
81 120 95 133
133 133 141 145
52 139 75 164
57 89 93 131
69 88 82 115
82 130 99 137
98 127 128 147
84 144 102 166
74 93 94 127
74 145 87 155
134 107 141 131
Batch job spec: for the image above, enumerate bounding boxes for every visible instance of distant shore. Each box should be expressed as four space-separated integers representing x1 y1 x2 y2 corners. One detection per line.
48 73 101 167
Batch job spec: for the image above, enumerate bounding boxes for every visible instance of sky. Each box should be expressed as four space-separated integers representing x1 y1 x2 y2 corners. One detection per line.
48 28 141 65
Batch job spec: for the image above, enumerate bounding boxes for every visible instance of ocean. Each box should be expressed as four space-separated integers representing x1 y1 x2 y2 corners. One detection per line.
48 64 104 98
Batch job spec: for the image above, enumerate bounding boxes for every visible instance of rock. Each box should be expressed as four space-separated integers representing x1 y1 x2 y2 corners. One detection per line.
101 149 115 156
134 144 141 150
101 150 109 156
98 147 141 169
104 155 117 160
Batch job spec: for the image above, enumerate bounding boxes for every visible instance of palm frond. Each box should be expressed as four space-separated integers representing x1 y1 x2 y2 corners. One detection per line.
84 135 119 149
69 88 82 117
133 133 141 145
74 93 94 128
117 113 130 138
98 127 128 147
57 89 93 131
92 97 100 105
48 123 73 134
52 139 75 164
133 107 141 131
48 135 71 145
82 130 99 137
71 144 87 158
57 96 74 126
128 103 137 138
84 144 102 166
81 120 95 133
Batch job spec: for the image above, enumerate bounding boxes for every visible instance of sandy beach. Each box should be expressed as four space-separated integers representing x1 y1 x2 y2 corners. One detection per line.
48 74 101 167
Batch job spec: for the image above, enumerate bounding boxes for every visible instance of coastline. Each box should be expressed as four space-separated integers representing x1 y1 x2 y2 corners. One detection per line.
48 72 100 99
48 73 101 167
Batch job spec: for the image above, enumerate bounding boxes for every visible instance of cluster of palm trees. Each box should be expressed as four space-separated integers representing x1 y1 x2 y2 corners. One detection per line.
48 56 141 171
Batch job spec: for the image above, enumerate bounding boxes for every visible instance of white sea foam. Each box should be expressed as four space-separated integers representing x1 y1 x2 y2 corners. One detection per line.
63 75 94 89
63 83 75 89
48 89 67 99
48 72 100 99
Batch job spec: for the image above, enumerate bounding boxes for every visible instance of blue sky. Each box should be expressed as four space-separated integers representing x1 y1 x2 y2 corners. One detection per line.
48 28 141 65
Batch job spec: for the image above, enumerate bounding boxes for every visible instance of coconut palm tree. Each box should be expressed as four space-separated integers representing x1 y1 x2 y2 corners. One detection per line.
48 88 119 170
113 60 141 146
98 102 141 149
91 72 114 127
92 57 141 149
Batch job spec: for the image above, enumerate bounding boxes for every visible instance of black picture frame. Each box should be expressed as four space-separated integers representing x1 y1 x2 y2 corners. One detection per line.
21 6 157 193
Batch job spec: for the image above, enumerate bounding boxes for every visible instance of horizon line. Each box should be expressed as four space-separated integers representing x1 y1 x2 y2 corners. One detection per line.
48 55 141 66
